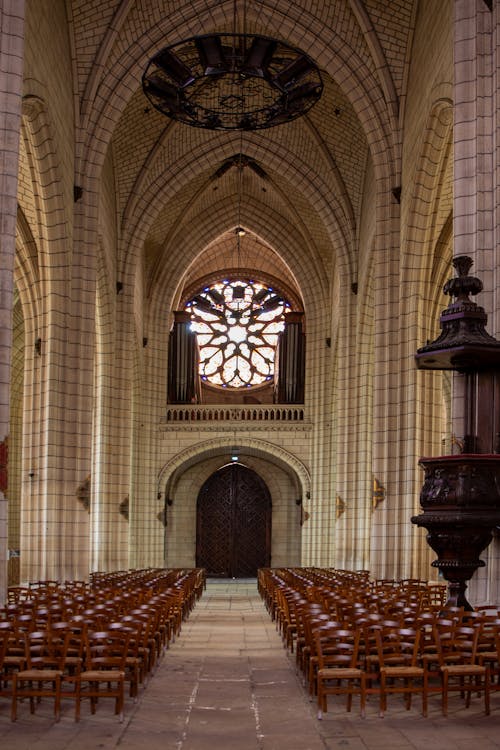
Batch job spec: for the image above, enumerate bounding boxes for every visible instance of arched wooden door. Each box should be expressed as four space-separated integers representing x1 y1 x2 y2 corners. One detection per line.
196 464 272 577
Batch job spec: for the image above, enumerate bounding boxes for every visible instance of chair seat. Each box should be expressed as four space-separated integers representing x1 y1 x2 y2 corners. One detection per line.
63 656 82 669
318 667 363 679
16 668 63 680
381 666 424 677
478 650 497 660
79 669 125 680
441 664 486 676
4 655 25 665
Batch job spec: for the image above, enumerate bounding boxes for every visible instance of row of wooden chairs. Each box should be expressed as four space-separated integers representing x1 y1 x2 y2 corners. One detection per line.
1 567 205 721
259 567 500 719
4 627 131 721
314 620 497 719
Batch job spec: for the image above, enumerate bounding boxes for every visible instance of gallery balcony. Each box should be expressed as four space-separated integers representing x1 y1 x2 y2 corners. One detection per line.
160 404 309 431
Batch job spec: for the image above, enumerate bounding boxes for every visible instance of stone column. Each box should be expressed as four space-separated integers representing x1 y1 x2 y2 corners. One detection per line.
0 1 25 601
451 0 500 604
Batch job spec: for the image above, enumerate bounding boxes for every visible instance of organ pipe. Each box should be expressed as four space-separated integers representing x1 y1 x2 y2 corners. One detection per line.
275 312 305 404
167 311 199 403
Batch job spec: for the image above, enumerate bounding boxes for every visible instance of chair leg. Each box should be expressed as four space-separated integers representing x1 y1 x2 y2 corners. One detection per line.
317 683 323 719
11 677 17 722
75 690 81 722
54 676 61 722
360 677 366 719
441 672 448 717
422 673 428 718
379 674 386 718
404 679 412 710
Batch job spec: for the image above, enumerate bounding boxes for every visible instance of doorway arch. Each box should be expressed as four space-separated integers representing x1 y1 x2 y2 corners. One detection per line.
196 463 271 577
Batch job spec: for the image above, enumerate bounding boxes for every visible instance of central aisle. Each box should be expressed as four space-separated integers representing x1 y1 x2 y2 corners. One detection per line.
131 578 325 750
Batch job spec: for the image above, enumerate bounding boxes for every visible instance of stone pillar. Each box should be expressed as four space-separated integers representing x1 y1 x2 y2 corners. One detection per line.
0 1 25 601
370 180 405 579
451 0 500 604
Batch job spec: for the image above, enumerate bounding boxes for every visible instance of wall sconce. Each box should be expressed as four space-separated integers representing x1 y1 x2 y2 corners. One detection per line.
335 494 346 519
119 495 129 520
157 509 167 527
372 477 385 511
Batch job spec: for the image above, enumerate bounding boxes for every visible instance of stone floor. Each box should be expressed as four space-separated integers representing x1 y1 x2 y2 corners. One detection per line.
0 579 499 750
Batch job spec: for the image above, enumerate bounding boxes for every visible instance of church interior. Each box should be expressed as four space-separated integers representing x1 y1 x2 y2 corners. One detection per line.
1 0 500 610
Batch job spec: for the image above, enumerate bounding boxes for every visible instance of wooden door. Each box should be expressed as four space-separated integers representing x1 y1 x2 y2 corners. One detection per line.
196 464 272 577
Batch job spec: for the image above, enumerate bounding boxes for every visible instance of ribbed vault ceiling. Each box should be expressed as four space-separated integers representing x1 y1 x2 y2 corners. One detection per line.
70 0 417 308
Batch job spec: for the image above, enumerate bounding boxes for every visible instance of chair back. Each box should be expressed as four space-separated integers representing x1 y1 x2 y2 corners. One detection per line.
0 629 8 668
23 629 67 670
85 630 131 671
375 626 421 668
434 624 480 666
314 626 361 670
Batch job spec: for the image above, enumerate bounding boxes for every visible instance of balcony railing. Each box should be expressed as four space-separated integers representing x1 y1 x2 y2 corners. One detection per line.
161 404 308 430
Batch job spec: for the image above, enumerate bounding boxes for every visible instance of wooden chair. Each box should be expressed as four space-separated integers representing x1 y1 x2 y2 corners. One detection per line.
419 617 456 684
294 601 324 675
434 624 490 716
314 626 366 719
361 619 401 689
477 619 500 688
275 588 300 651
304 614 333 695
75 630 130 722
148 596 172 652
11 630 66 721
128 608 161 673
0 629 11 699
108 621 142 697
375 626 428 717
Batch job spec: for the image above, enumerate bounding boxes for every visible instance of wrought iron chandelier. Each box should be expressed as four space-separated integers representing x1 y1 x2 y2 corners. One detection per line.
142 32 323 130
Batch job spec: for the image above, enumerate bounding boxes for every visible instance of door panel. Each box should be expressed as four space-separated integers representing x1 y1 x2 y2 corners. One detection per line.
196 464 271 577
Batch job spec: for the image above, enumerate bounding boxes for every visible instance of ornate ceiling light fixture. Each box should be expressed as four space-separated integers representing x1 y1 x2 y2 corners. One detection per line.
142 5 323 130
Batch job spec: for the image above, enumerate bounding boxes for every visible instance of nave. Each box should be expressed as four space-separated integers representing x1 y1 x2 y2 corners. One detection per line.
0 580 498 750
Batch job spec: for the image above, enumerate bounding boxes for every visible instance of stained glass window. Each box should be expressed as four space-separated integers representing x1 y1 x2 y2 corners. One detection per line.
186 279 290 388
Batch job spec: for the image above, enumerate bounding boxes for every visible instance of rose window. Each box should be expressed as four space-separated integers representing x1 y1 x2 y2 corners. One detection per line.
186 279 289 388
